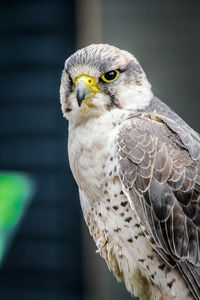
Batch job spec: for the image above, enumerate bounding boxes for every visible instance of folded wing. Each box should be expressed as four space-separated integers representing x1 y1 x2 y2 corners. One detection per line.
117 101 200 299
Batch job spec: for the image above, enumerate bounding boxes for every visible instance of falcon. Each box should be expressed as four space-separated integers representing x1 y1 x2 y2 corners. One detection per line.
60 44 200 300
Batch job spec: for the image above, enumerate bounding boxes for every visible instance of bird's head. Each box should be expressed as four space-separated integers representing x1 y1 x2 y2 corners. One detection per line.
60 44 153 123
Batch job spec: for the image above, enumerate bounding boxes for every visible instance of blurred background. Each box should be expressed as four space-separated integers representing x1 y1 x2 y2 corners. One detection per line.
0 0 199 300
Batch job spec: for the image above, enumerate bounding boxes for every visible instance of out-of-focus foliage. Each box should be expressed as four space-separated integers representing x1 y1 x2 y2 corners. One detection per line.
0 173 35 263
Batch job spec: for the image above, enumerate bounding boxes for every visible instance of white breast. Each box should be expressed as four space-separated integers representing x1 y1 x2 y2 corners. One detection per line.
68 109 125 201
67 108 192 300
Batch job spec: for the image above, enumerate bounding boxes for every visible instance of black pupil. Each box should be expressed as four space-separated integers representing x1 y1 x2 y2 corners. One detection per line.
104 70 117 81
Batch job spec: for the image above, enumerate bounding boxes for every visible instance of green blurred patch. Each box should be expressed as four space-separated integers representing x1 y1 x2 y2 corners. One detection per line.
0 172 35 263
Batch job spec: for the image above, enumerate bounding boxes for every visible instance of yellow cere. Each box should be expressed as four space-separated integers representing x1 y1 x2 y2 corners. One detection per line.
75 75 102 93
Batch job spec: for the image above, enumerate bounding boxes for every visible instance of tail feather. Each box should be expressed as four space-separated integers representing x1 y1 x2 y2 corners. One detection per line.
178 261 200 300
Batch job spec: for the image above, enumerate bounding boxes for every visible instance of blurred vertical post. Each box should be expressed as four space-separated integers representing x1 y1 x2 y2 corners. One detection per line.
75 2 110 300
76 0 102 48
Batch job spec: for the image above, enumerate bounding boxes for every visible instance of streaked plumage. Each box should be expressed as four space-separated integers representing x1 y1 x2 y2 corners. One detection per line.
60 44 200 300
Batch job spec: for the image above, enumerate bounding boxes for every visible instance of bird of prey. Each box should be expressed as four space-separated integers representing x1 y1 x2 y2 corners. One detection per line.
60 44 200 300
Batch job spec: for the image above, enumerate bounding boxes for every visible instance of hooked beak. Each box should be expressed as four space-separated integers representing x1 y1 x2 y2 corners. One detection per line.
75 75 102 107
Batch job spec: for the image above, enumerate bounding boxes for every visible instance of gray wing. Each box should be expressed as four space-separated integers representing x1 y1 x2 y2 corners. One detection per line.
117 100 200 299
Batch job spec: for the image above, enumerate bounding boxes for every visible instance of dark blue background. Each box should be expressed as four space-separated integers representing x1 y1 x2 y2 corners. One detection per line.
0 1 82 299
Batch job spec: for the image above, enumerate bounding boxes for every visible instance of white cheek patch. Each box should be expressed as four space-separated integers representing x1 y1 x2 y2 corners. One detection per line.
118 80 153 111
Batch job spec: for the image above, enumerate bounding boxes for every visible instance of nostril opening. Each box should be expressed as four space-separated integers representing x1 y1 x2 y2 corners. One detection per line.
88 79 92 83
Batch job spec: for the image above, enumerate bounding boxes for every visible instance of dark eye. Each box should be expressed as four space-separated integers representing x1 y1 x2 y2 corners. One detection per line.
101 70 119 83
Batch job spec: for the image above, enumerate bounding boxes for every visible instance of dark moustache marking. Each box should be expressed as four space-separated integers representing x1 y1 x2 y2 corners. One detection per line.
63 71 74 93
106 91 122 110
65 107 72 113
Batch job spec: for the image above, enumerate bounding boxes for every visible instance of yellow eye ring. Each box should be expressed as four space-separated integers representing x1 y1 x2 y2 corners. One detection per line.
101 69 119 83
